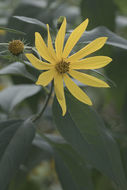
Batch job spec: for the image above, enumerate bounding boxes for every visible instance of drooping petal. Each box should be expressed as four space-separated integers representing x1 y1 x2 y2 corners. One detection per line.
54 72 66 116
62 19 89 58
69 70 109 88
26 54 53 70
35 32 55 63
68 37 108 62
64 74 92 105
55 17 66 59
47 24 57 61
36 69 54 86
70 56 112 70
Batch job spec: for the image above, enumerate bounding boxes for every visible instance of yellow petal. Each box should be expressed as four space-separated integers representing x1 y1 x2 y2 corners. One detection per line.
35 32 55 63
70 56 112 70
25 54 53 70
55 17 66 59
54 72 66 116
36 69 54 86
64 74 92 105
69 70 109 88
68 37 108 62
47 24 57 61
62 19 89 58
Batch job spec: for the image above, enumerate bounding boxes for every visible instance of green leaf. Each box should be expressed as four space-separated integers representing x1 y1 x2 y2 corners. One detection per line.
5 3 50 43
42 134 94 190
106 49 127 110
33 134 53 153
0 84 41 112
23 134 53 170
67 26 127 50
0 120 23 159
51 141 94 190
0 62 36 81
0 26 26 35
91 70 116 88
13 16 47 30
0 119 35 190
0 120 22 133
53 92 127 190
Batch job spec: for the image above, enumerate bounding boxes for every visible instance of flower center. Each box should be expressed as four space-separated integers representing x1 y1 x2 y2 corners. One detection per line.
55 59 70 74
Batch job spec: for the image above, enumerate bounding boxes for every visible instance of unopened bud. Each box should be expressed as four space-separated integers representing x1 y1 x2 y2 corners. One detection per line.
57 16 65 29
8 40 24 55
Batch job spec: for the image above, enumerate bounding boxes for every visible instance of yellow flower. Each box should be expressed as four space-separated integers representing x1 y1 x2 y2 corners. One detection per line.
26 18 112 116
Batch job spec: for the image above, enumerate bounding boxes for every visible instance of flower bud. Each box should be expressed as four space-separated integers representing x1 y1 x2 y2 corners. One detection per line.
57 16 65 29
8 40 24 55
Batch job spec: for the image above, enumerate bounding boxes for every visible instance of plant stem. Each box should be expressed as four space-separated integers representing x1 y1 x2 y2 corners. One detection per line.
32 82 53 123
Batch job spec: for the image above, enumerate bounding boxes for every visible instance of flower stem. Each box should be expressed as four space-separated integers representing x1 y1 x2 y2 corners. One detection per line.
32 82 53 123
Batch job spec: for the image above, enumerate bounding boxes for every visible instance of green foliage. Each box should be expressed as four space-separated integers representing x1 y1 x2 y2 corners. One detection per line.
0 62 35 81
13 16 47 30
0 84 41 113
0 119 35 190
53 92 127 190
80 0 116 31
53 143 94 190
0 27 26 35
70 26 127 50
0 0 127 190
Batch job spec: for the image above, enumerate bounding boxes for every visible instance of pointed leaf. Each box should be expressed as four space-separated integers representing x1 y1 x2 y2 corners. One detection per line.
0 62 35 81
54 143 94 190
66 26 127 50
0 119 35 190
13 16 47 30
0 26 25 35
0 84 41 112
53 92 127 190
0 120 23 159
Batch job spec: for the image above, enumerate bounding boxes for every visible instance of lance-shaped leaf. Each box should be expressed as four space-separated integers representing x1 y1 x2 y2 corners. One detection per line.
42 134 94 190
0 120 23 159
54 143 94 190
66 26 127 50
0 26 25 35
53 92 127 190
13 16 47 30
0 119 35 190
0 62 35 81
0 84 41 112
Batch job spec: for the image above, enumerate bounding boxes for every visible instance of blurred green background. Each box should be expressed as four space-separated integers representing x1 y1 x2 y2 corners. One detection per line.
1 0 127 189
